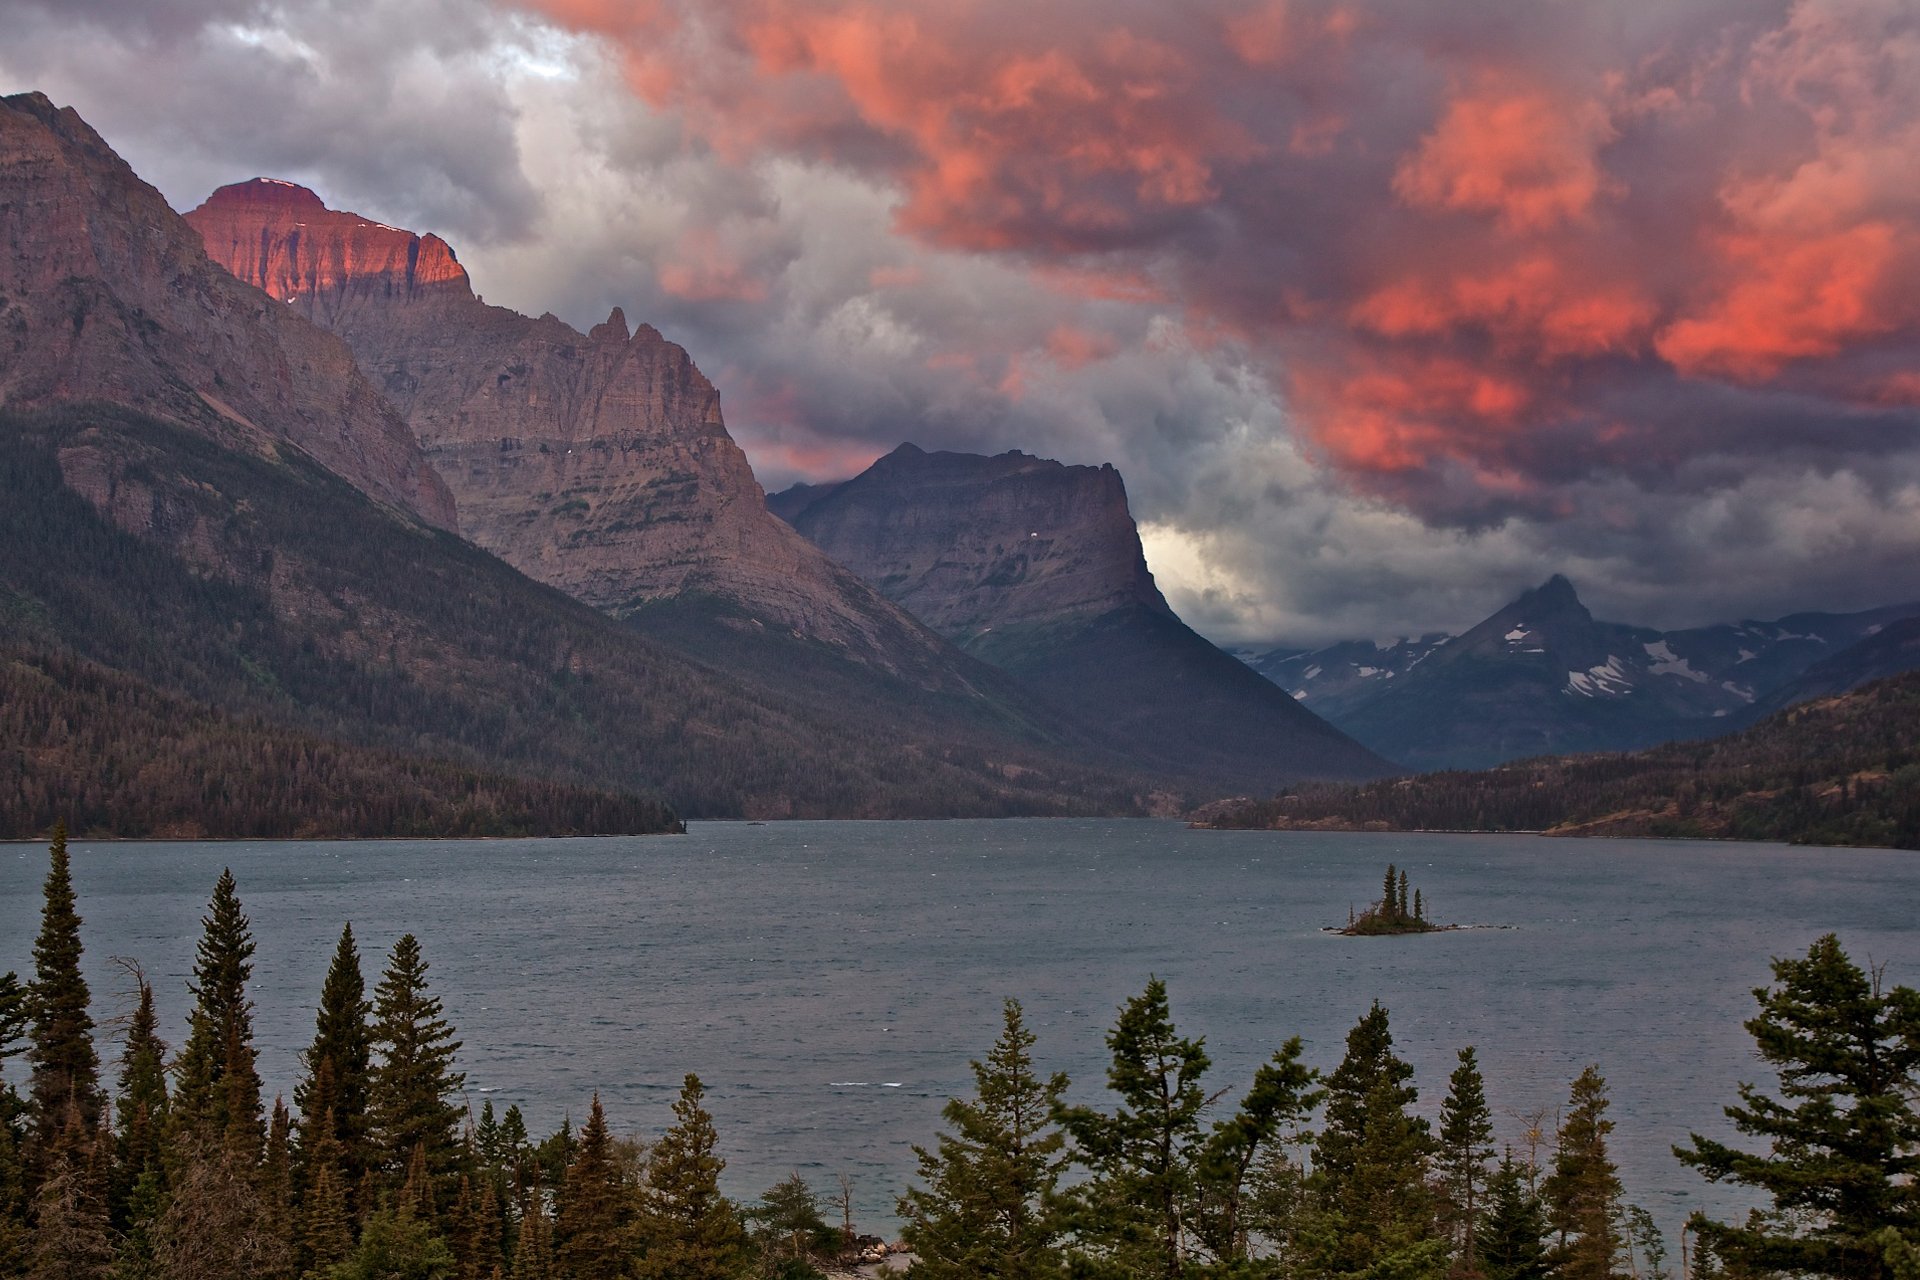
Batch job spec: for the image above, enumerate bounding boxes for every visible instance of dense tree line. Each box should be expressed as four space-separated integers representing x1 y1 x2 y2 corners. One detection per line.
0 405 1146 822
0 647 684 838
1203 670 1920 850
4 829 1917 1278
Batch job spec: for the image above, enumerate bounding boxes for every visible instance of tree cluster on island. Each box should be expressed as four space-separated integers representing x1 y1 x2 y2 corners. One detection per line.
1199 669 1920 850
1338 864 1446 935
4 827 1917 1280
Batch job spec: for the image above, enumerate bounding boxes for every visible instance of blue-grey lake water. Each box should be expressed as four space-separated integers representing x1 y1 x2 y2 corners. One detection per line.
2 820 1915 1241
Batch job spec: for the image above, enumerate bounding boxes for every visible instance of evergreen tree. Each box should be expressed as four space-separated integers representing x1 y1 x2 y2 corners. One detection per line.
26 1103 112 1280
1543 1068 1622 1280
28 823 103 1151
259 1099 299 1280
898 999 1070 1280
0 972 26 1087
368 936 466 1198
555 1095 632 1280
1057 978 1212 1280
173 869 262 1148
1675 934 1920 1280
110 965 169 1239
510 1200 554 1280
1310 1002 1437 1277
1400 870 1412 918
296 925 373 1205
1384 866 1400 918
751 1174 834 1274
1195 1037 1319 1266
326 1206 455 1280
1440 1047 1497 1274
301 1125 356 1278
1476 1155 1552 1280
468 1180 506 1280
633 1074 749 1280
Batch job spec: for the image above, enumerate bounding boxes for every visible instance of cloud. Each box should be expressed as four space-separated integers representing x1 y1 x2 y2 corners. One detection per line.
8 0 1920 644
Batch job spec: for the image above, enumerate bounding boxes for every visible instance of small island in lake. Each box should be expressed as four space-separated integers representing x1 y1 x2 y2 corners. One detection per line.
1337 863 1450 935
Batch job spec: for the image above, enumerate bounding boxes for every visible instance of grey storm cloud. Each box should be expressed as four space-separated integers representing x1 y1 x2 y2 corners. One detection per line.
5 0 1920 646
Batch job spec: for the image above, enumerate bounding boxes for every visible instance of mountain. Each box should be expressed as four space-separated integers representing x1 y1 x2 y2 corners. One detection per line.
779 445 1393 788
0 93 1146 823
185 178 951 676
1248 575 1920 771
1241 634 1453 721
1746 614 1920 717
0 95 453 528
1197 668 1920 851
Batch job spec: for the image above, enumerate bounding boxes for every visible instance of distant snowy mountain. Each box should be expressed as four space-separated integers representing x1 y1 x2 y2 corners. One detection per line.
1239 575 1920 771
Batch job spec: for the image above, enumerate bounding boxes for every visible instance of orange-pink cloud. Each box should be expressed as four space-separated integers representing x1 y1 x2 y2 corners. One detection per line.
524 0 1920 498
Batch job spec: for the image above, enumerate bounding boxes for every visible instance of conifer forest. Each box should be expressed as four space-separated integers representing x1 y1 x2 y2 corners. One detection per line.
4 828 1917 1280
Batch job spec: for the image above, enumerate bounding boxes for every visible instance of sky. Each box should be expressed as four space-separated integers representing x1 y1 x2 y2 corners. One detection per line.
5 0 1920 646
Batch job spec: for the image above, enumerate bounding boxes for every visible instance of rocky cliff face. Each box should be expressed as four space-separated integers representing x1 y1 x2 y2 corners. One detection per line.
781 444 1394 786
0 95 454 529
187 180 939 669
780 444 1174 640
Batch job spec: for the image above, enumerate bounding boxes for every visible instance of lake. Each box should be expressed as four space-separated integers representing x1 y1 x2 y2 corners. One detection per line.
3 820 1914 1241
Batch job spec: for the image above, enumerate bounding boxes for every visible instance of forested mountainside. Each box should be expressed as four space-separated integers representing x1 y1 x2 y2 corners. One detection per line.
0 646 681 839
0 405 1143 823
1198 668 1920 849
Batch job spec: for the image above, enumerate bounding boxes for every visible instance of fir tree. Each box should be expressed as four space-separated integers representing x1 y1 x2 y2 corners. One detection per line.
301 1124 356 1277
1311 1002 1437 1276
898 999 1070 1280
110 964 169 1237
1384 865 1400 919
633 1074 749 1280
510 1200 554 1280
1440 1046 1497 1274
555 1095 632 1280
1543 1068 1622 1280
1400 869 1412 918
469 1180 505 1280
28 823 103 1150
26 1103 113 1280
327 1206 455 1280
1057 978 1212 1280
1476 1154 1552 1280
296 925 373 1205
173 869 262 1148
368 936 466 1198
259 1099 298 1280
0 972 26 1085
1195 1036 1319 1266
1675 934 1920 1280
751 1174 834 1274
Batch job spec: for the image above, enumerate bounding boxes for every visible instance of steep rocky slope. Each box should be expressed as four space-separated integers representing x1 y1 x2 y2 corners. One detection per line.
779 445 1393 787
0 94 453 527
0 94 1152 819
186 179 946 675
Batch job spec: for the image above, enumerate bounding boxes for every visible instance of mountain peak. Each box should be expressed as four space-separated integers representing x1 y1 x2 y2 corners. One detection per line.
1529 574 1581 606
590 306 630 343
203 177 328 212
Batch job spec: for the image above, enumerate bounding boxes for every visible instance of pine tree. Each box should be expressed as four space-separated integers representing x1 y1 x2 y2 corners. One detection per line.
0 971 27 1088
301 1125 356 1277
1543 1068 1622 1280
258 1098 298 1280
1477 1154 1552 1280
1675 934 1920 1280
328 1205 456 1280
510 1200 554 1280
26 1103 113 1280
751 1174 833 1273
556 1095 632 1279
1400 869 1412 918
469 1180 505 1280
368 935 466 1199
1440 1046 1497 1274
1057 978 1212 1280
110 964 169 1237
1384 865 1400 918
898 999 1070 1280
296 925 373 1205
1195 1036 1319 1266
28 823 103 1152
1310 1001 1438 1276
173 869 262 1148
633 1074 749 1280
